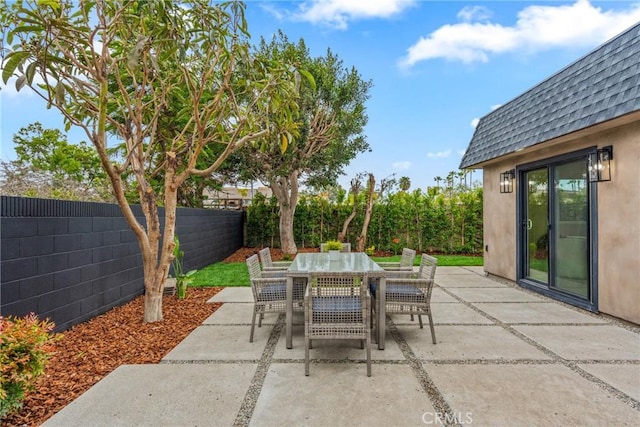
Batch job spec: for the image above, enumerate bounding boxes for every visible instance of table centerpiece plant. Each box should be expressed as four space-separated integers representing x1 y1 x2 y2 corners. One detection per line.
325 240 343 260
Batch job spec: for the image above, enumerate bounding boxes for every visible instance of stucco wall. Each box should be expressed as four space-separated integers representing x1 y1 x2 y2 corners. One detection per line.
483 164 517 281
481 120 640 324
596 124 640 324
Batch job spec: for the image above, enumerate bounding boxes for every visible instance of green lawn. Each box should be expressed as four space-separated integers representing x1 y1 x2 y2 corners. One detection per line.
191 262 250 287
370 254 483 267
191 254 483 287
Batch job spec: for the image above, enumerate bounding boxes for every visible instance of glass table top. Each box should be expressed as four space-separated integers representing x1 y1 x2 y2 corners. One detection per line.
288 252 384 273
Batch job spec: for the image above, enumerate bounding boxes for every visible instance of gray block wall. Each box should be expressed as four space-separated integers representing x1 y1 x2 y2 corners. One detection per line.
0 196 243 331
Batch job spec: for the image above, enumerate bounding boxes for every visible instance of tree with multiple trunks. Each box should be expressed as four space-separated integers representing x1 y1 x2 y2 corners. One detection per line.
356 173 396 252
1 0 300 322
228 32 372 255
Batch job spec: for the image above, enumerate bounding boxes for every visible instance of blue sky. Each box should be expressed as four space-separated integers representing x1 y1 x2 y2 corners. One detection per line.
2 0 640 191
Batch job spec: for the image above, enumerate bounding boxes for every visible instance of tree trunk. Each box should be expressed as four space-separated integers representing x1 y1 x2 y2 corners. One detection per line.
279 204 297 254
270 171 300 256
356 174 375 252
143 290 164 323
338 178 360 242
338 208 357 243
136 161 180 323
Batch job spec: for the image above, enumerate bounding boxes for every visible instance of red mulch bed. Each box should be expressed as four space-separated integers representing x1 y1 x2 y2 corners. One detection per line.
3 246 397 426
2 287 223 426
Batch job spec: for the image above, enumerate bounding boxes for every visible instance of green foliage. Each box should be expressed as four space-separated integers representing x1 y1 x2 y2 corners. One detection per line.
0 123 114 202
429 254 484 266
370 254 483 266
1 0 303 321
324 240 342 250
0 314 61 419
13 123 103 182
399 176 411 192
244 192 280 247
236 32 372 186
171 235 196 299
226 32 372 252
246 178 483 254
191 262 250 287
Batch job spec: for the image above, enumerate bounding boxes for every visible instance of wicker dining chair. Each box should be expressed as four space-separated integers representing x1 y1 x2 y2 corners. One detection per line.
258 247 292 271
376 248 416 271
371 253 437 344
246 254 303 342
305 271 372 376
320 242 351 253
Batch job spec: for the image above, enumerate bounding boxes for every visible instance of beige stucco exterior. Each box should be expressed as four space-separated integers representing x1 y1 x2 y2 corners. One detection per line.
480 116 640 324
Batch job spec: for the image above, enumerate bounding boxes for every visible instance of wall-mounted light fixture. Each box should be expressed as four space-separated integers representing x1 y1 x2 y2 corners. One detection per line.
588 146 613 182
500 169 515 193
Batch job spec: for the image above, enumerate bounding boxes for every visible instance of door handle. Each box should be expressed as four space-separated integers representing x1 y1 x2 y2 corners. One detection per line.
527 219 533 230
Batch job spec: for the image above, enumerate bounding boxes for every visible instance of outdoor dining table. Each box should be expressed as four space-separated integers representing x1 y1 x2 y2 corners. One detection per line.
286 252 387 350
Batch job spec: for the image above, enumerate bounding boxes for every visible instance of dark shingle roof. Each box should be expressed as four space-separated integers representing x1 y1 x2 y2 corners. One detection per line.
460 22 640 169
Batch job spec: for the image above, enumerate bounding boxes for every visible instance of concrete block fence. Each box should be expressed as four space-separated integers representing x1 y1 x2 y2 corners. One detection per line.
0 196 243 331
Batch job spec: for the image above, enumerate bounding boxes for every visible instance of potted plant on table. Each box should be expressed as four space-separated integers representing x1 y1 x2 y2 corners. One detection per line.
324 240 343 260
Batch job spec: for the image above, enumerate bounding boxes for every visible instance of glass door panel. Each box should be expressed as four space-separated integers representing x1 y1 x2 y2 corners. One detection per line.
552 159 589 298
525 168 549 284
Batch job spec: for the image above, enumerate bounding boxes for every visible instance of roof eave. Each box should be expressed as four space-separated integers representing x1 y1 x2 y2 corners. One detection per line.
460 110 640 169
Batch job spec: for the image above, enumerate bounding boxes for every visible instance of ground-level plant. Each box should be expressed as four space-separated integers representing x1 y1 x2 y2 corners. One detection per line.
0 314 61 419
171 235 197 299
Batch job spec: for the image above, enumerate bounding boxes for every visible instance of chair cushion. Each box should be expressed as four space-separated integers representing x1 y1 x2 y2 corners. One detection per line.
370 282 424 299
257 283 287 301
386 284 425 302
312 296 362 322
258 282 306 301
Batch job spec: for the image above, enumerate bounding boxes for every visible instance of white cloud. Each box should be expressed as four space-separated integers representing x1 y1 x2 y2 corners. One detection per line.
427 150 451 159
290 0 416 29
260 3 286 21
392 161 411 170
400 0 640 66
457 6 492 23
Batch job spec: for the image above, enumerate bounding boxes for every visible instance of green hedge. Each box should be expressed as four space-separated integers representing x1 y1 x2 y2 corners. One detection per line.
246 187 483 254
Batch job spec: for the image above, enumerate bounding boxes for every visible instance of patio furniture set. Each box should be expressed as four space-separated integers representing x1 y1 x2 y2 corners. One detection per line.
246 246 437 377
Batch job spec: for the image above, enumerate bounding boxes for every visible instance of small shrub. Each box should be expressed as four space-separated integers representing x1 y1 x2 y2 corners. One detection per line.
172 235 197 299
324 240 342 251
391 238 402 255
0 314 61 419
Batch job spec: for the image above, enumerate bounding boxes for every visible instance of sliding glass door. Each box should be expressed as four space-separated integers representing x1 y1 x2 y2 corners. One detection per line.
524 168 549 284
552 159 589 298
519 153 593 306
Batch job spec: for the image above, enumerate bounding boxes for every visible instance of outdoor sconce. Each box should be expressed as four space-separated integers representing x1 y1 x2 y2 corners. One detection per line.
500 169 515 193
588 146 612 182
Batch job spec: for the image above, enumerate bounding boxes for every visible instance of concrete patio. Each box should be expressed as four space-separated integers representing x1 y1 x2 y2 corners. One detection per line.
44 267 639 426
